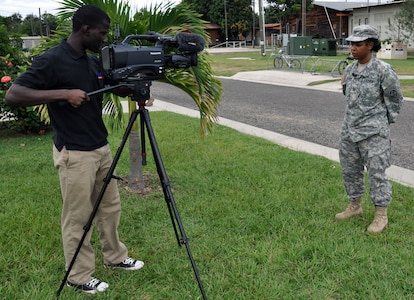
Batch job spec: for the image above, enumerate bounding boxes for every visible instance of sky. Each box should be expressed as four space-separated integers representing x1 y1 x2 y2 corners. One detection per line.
0 0 388 17
0 0 181 17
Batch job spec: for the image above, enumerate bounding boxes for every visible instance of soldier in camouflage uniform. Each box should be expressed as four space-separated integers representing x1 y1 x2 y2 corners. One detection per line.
335 25 403 234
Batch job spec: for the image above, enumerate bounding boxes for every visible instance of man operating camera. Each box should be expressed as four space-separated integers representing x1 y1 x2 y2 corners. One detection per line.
5 5 143 295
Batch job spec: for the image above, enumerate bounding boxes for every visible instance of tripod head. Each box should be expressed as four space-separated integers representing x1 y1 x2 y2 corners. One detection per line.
125 80 152 105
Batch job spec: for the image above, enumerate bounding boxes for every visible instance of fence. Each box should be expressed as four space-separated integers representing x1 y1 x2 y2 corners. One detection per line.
267 53 345 77
211 40 247 48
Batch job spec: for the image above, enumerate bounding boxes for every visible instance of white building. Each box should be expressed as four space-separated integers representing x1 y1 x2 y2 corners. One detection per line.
21 36 42 50
350 1 414 52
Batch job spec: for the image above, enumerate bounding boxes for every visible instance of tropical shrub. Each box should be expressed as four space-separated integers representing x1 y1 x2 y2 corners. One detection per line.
0 55 49 134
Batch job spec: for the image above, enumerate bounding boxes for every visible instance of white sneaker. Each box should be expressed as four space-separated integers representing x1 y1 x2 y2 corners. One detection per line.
67 277 109 294
108 257 145 270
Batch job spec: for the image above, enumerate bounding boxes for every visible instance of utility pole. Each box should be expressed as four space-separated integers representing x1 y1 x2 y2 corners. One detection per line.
224 0 228 46
30 15 35 36
38 8 43 36
44 12 50 37
302 0 306 36
258 0 266 56
252 0 255 48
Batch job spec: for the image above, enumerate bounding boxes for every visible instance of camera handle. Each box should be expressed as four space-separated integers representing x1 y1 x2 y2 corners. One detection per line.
86 83 128 96
56 87 207 300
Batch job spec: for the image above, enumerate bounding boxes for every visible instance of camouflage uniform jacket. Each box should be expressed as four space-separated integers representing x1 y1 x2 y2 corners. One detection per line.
342 57 403 142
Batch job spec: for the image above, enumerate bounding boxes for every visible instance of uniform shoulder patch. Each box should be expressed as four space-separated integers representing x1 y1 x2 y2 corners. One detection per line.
389 89 398 98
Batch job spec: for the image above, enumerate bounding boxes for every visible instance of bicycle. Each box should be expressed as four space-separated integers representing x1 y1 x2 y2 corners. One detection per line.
273 49 301 70
337 55 354 75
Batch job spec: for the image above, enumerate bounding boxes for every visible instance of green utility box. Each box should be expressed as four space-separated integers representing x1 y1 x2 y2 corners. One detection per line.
312 39 321 55
312 38 337 56
288 36 313 56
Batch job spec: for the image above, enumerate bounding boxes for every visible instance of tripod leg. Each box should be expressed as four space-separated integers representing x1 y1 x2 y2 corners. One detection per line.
140 112 147 165
140 108 207 300
56 109 140 298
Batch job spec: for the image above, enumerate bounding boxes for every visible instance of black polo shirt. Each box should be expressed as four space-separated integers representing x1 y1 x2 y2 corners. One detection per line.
15 39 108 151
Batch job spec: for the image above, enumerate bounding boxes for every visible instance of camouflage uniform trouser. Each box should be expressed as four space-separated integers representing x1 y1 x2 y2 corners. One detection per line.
339 134 392 207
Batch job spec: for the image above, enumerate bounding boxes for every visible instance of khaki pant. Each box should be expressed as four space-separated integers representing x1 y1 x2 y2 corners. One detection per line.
53 144 128 284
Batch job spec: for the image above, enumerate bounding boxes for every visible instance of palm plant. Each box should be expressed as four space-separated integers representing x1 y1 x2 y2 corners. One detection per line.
39 0 222 191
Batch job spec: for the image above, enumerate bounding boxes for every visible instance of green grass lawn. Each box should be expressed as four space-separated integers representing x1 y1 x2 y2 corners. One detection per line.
2 112 414 299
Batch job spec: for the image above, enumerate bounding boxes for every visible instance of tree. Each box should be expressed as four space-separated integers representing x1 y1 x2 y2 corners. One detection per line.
0 25 16 57
183 0 253 40
19 14 42 36
38 0 222 192
18 13 58 36
386 0 414 43
0 12 58 37
41 13 59 36
265 0 313 35
0 13 23 33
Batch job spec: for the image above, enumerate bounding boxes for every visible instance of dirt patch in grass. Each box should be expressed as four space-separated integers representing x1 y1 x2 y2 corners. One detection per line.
119 172 163 196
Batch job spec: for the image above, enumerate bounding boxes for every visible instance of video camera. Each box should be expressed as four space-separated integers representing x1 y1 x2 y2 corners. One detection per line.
101 31 206 83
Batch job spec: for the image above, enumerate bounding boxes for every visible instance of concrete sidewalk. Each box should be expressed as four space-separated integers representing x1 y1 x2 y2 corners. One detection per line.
229 70 343 93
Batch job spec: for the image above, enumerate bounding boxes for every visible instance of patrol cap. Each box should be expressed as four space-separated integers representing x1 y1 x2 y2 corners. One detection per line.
346 25 379 42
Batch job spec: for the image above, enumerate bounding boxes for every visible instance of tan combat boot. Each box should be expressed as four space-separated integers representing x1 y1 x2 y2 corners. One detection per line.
367 206 388 234
335 198 362 220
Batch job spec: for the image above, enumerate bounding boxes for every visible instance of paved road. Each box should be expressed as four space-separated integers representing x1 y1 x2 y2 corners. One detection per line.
151 78 414 172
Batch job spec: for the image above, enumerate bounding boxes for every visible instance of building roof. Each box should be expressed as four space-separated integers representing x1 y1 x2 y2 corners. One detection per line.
265 23 281 30
314 1 372 11
313 0 405 11
205 23 221 30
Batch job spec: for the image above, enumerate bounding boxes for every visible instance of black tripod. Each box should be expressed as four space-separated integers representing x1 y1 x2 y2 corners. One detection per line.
56 82 207 299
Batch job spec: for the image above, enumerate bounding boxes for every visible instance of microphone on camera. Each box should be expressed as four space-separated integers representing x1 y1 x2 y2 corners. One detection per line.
175 32 206 53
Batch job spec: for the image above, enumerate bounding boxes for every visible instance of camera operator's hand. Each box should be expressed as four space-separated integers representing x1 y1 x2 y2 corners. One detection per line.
65 89 90 108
